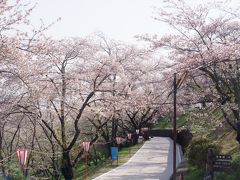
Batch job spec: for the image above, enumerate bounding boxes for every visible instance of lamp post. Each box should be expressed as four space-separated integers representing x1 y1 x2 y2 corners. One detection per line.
16 149 30 180
172 71 188 180
82 141 90 180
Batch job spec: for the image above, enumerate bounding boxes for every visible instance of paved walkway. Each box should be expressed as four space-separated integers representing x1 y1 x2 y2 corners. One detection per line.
93 137 182 180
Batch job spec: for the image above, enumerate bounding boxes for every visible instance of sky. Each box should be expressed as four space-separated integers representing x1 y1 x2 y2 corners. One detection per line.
29 0 168 44
29 0 239 44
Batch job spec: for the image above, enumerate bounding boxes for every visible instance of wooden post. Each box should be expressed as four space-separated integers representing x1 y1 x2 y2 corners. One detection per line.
117 145 119 166
24 169 27 180
84 152 88 180
129 139 132 157
206 148 215 180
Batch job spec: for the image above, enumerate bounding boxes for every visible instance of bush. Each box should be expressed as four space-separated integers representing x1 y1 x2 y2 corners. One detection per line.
177 128 193 153
187 137 222 169
232 153 240 170
185 164 203 180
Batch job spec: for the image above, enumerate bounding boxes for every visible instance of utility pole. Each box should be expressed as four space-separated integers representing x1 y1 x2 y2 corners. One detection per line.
172 71 188 180
112 73 117 145
173 73 177 180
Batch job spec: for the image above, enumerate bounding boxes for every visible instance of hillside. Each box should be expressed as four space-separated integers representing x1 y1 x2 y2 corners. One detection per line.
156 108 240 179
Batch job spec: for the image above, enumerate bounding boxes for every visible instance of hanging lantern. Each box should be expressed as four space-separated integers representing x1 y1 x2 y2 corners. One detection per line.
127 133 132 140
16 149 30 170
116 136 121 145
82 141 91 180
142 127 149 133
82 142 91 152
136 129 139 135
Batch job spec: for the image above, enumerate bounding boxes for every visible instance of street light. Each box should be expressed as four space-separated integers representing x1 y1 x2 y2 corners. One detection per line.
16 148 30 180
172 71 188 180
82 141 90 180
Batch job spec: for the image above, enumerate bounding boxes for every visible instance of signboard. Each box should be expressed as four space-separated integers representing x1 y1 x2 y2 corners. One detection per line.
213 161 231 166
213 166 231 172
206 149 232 179
213 154 232 172
215 155 232 160
111 147 118 160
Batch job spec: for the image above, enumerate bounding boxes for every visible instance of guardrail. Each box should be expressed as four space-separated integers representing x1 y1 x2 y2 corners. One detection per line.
149 129 173 138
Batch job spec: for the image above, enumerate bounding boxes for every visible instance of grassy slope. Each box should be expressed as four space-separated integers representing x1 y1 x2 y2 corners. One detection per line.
156 109 239 179
89 143 144 179
75 143 144 179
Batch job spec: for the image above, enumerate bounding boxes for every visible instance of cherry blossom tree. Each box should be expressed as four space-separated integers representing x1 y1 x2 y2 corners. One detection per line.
21 37 115 179
0 0 51 178
140 0 240 140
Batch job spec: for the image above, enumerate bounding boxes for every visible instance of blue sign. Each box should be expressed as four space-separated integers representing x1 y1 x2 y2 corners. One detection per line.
111 147 118 160
3 175 11 180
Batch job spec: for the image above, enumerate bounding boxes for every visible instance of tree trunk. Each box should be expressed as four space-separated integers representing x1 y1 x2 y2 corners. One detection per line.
0 126 5 177
61 151 74 180
52 146 61 180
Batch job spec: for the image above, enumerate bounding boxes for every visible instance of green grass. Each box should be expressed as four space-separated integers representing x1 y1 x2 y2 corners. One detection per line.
152 114 188 130
180 107 240 180
151 108 239 179
184 165 203 180
75 142 144 179
215 172 239 180
177 114 188 128
157 108 240 180
152 117 172 129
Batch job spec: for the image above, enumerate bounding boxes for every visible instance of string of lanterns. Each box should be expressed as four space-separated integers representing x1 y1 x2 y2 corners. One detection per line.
2 128 148 179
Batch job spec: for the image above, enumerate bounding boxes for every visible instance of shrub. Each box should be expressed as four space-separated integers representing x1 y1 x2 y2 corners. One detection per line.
186 137 222 169
232 153 240 170
177 128 193 153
